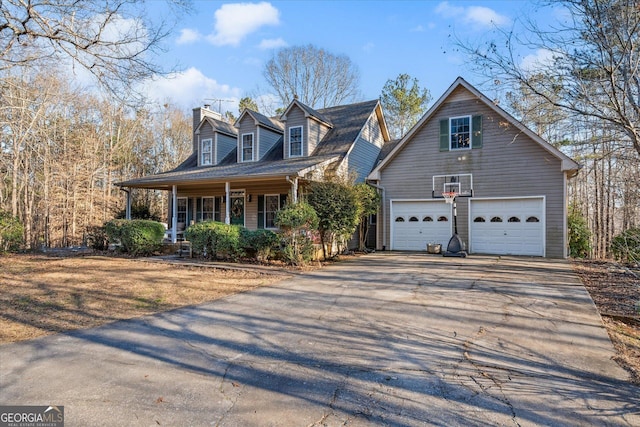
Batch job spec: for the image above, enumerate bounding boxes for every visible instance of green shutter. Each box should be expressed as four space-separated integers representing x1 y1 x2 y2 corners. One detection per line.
472 115 483 148
439 119 449 152
280 194 287 209
196 198 202 222
214 197 221 222
257 195 264 229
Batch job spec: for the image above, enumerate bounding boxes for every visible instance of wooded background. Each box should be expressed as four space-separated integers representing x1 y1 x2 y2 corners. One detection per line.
1 0 638 258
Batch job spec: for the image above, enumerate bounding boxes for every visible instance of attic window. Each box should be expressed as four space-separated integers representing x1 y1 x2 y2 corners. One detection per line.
242 133 254 162
289 126 303 157
450 116 471 149
201 138 212 166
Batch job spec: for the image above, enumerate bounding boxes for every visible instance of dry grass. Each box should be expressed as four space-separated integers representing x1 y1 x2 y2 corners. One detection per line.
572 260 640 384
0 254 288 344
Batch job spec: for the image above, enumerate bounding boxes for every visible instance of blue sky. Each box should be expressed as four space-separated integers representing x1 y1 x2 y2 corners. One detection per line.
144 1 551 114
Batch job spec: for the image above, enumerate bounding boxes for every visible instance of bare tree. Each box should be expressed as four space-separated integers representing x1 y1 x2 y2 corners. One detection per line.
263 44 361 109
0 0 189 97
459 0 640 158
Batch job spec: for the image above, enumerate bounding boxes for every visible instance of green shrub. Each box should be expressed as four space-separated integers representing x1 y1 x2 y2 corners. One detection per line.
184 221 244 260
568 205 591 258
611 227 640 265
275 201 318 265
115 203 161 221
241 228 279 261
307 181 360 259
0 210 24 252
86 225 108 251
104 219 165 256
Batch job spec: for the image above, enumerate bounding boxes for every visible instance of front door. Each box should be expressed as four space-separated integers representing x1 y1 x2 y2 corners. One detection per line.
230 193 245 226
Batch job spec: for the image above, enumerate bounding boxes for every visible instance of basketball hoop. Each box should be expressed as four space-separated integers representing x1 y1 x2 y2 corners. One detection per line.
442 191 457 204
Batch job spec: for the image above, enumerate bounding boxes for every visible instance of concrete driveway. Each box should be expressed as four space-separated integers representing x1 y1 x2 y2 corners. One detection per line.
1 253 638 426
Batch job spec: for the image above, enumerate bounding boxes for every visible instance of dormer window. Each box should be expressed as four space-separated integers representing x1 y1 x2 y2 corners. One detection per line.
201 138 212 165
242 133 254 162
289 126 303 157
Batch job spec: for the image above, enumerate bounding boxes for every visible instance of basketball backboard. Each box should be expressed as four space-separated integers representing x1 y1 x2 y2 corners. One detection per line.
432 173 473 198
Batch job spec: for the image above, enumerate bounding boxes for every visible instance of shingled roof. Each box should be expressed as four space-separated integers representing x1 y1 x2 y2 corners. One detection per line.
312 99 380 158
117 99 384 190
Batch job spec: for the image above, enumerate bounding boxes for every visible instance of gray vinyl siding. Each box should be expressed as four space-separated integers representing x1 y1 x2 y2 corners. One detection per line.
283 105 331 158
237 116 256 163
258 127 282 159
216 134 236 164
308 118 330 156
346 137 382 182
284 106 306 158
344 112 386 182
378 86 567 257
197 121 215 167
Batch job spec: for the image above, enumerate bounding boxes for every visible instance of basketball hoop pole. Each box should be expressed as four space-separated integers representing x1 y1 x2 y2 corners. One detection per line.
442 192 458 235
442 191 467 257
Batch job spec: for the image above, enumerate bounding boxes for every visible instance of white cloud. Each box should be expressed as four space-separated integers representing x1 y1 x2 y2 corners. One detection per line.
140 67 241 110
176 28 201 44
207 2 280 47
362 42 375 53
435 1 509 28
410 25 425 32
258 37 287 49
467 6 509 27
521 48 556 72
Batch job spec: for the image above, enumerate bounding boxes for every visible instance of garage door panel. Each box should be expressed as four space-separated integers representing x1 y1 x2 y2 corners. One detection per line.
392 201 451 251
470 198 544 256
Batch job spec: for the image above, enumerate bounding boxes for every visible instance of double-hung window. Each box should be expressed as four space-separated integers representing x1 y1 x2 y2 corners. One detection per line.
289 126 303 157
440 115 482 151
242 133 254 162
202 197 215 221
450 116 471 150
264 195 279 229
201 138 212 165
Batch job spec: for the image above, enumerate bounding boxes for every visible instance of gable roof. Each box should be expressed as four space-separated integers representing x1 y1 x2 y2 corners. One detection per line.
313 99 389 157
195 115 237 138
280 99 333 127
369 77 580 180
116 99 388 190
235 109 284 133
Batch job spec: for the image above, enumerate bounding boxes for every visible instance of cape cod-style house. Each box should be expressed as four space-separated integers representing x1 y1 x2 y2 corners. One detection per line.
117 98 390 242
118 77 579 257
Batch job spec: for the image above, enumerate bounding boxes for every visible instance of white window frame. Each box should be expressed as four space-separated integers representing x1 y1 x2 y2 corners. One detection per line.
177 197 188 227
450 115 472 150
289 126 303 157
241 133 254 162
201 138 213 166
264 194 280 229
201 197 215 221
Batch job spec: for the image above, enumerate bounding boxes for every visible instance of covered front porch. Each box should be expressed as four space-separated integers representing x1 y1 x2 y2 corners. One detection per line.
120 176 302 243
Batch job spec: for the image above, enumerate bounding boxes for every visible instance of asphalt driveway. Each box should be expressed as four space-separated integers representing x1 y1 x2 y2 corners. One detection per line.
1 253 638 426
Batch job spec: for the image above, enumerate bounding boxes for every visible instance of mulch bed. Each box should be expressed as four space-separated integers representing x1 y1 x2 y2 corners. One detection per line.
572 260 640 384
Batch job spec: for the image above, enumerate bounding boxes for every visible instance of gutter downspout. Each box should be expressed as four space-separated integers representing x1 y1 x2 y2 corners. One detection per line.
368 181 386 251
286 175 299 203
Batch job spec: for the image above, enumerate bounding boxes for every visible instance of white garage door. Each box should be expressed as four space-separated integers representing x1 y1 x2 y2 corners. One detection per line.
391 201 452 250
470 197 545 256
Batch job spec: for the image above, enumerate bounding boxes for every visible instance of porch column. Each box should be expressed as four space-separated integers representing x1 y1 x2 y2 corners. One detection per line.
171 185 177 244
125 188 132 220
287 176 298 203
225 181 230 225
